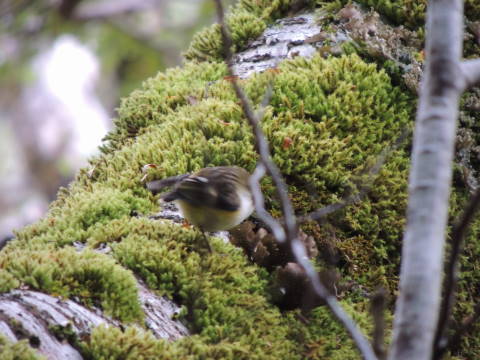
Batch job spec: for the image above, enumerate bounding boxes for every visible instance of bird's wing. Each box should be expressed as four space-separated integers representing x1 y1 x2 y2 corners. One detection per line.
198 167 241 211
168 175 217 207
170 168 240 211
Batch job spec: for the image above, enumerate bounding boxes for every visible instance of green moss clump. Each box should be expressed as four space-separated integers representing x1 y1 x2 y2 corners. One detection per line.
286 300 387 359
103 61 228 152
448 203 480 359
14 186 153 248
185 10 266 62
96 217 300 358
83 324 291 360
81 325 171 360
0 335 44 360
0 269 20 293
350 0 426 28
0 247 142 322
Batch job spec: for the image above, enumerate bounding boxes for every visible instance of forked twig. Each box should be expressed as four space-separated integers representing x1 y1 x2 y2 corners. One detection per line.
300 127 410 223
213 1 377 359
433 187 480 359
443 302 480 356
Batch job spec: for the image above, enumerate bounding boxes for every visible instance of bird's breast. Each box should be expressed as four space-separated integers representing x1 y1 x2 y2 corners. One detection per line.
175 187 253 232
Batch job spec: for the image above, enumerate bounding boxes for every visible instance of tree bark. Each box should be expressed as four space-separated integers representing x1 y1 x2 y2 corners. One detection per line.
0 283 189 359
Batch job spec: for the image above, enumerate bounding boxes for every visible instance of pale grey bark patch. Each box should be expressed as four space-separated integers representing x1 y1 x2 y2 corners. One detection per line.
0 286 189 359
137 280 190 340
233 14 322 78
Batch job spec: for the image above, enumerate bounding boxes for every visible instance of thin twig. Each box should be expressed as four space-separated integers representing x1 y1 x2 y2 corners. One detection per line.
213 0 298 244
443 302 480 356
249 164 287 243
433 187 480 359
73 0 159 21
213 1 377 359
370 288 387 360
300 128 410 223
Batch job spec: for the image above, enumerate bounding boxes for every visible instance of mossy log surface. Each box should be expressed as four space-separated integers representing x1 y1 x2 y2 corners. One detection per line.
1 1 480 359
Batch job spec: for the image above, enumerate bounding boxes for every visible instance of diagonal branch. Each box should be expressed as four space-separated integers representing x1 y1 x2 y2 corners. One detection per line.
433 187 480 359
300 128 410 223
444 302 480 355
73 0 159 21
213 1 377 359
371 288 387 360
249 164 287 243
214 0 298 244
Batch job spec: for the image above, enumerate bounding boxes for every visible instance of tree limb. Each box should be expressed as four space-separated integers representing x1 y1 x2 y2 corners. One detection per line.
389 0 465 359
371 288 387 360
433 187 480 359
0 285 188 359
300 128 409 223
444 302 480 355
73 0 159 21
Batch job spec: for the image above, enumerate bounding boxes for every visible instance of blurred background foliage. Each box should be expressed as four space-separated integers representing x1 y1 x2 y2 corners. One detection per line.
0 0 235 241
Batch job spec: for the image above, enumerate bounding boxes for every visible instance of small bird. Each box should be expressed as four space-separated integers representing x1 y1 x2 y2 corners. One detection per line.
146 166 254 252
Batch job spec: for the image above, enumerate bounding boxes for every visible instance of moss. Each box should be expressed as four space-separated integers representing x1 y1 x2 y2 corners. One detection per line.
0 334 44 360
0 247 142 322
14 186 153 248
317 0 479 30
447 199 480 359
80 325 171 360
82 324 289 360
4 0 480 355
106 218 299 358
286 300 390 359
81 299 384 360
0 269 20 293
102 61 228 153
185 10 266 62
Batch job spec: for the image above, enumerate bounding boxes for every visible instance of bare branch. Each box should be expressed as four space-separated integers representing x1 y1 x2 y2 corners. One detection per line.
58 0 83 19
460 58 480 90
443 302 480 356
371 288 387 360
213 1 377 359
249 164 286 243
389 0 465 359
73 0 159 21
214 0 298 245
300 128 410 223
433 187 480 359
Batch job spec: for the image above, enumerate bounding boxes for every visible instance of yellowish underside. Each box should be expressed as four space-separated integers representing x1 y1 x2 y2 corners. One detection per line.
175 200 244 232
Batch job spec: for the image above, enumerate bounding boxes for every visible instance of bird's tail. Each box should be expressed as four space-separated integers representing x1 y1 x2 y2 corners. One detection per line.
146 173 189 195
